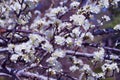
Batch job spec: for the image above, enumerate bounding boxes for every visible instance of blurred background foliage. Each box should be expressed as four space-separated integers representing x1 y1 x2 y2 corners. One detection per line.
104 6 120 28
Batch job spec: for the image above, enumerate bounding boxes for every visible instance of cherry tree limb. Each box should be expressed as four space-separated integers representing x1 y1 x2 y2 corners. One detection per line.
66 50 120 62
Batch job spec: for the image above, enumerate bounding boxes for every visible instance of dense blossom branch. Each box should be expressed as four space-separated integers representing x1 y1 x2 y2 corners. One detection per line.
0 0 120 80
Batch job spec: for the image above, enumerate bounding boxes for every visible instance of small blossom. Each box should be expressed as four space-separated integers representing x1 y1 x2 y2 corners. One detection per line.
41 42 54 53
48 68 56 75
14 41 35 54
72 27 81 37
110 55 119 59
22 54 30 62
70 14 85 26
46 57 57 65
70 1 80 8
72 57 83 65
83 20 95 31
29 34 44 42
46 57 62 72
50 6 68 15
112 0 120 5
29 34 45 47
114 24 120 30
65 22 72 30
75 38 83 47
90 4 101 14
58 22 72 31
96 73 105 79
30 18 47 29
93 48 105 61
18 18 27 25
82 64 90 71
97 19 103 25
1 6 6 13
55 36 65 45
102 63 119 73
80 32 94 41
100 0 109 8
10 54 20 62
58 23 67 32
85 32 94 41
69 65 79 72
102 15 111 21
8 44 15 53
82 20 91 31
81 64 92 73
66 37 73 45
52 49 66 58
10 2 21 11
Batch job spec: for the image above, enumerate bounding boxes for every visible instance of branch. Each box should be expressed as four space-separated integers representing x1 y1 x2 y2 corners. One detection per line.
7 29 45 36
0 48 8 53
0 66 56 80
93 28 119 36
0 73 11 77
17 70 56 80
0 67 20 80
66 50 120 62
82 42 120 54
66 50 93 58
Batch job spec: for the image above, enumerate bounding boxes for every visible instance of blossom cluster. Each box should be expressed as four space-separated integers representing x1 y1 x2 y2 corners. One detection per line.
0 0 120 80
